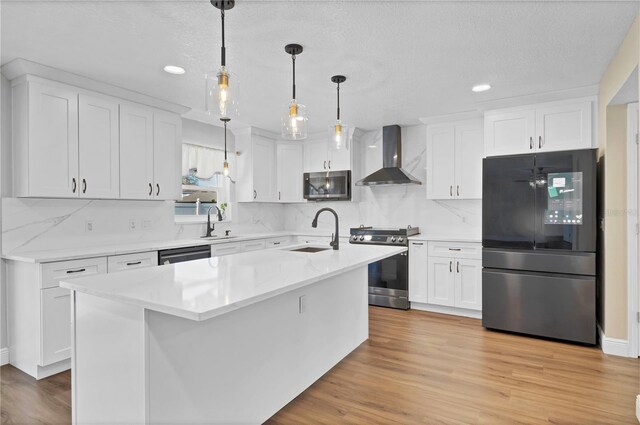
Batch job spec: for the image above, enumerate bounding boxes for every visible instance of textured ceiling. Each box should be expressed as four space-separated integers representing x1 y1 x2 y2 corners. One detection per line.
2 1 638 132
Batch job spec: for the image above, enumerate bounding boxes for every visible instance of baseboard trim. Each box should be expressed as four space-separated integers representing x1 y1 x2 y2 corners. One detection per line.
0 348 9 366
411 302 482 319
598 325 631 357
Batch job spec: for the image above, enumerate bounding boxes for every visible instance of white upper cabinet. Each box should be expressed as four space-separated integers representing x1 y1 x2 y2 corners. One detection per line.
303 136 351 172
14 81 79 198
153 112 182 201
484 98 594 157
276 142 304 202
303 139 329 172
235 129 277 202
78 94 119 198
426 119 483 200
119 104 154 199
535 101 592 153
11 76 182 200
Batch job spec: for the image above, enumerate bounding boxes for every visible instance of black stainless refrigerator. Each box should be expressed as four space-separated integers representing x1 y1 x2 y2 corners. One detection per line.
482 149 597 344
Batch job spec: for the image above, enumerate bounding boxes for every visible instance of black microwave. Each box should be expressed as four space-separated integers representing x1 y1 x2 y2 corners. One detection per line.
303 171 351 201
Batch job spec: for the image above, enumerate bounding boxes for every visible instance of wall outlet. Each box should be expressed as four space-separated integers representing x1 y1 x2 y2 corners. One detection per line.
85 221 95 232
129 219 137 231
142 219 152 229
299 295 307 314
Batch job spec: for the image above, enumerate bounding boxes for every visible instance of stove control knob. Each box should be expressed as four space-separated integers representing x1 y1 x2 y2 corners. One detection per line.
359 236 365 241
352 235 357 241
399 237 404 243
391 237 397 242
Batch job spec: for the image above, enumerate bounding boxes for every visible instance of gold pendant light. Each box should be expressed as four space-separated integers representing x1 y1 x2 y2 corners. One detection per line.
282 44 308 140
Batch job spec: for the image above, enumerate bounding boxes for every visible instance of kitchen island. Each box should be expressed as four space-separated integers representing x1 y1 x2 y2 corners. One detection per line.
60 243 406 425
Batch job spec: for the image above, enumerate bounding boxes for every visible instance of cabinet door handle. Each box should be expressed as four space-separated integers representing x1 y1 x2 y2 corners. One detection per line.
156 184 160 196
72 178 77 193
126 261 142 266
529 137 533 149
253 190 257 200
148 183 153 196
448 248 461 251
273 241 281 245
323 161 327 170
278 191 281 201
449 261 452 273
457 261 460 273
328 160 331 169
66 268 86 274
539 136 543 148
450 185 453 197
456 185 459 196
82 179 87 194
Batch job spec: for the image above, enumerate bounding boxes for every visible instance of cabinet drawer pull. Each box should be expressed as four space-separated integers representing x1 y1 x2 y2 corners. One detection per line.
529 137 533 149
273 242 281 245
449 261 452 272
72 178 77 193
126 261 142 266
539 136 543 148
156 184 160 196
457 261 460 273
412 242 424 246
448 248 462 251
82 179 87 194
149 183 153 196
66 268 86 274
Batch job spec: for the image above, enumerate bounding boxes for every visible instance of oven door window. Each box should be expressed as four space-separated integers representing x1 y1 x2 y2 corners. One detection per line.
368 253 408 291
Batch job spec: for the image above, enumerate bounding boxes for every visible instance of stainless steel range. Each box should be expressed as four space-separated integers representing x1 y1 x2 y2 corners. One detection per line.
349 226 419 310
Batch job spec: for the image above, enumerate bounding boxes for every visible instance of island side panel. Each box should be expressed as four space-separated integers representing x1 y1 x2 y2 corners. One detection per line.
71 291 147 425
147 266 368 425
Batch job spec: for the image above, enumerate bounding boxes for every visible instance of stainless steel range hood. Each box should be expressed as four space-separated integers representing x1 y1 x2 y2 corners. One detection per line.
356 125 422 186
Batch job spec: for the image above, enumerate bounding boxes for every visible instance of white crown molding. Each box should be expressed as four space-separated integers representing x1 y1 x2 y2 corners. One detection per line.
1 58 190 115
474 84 599 112
419 110 483 125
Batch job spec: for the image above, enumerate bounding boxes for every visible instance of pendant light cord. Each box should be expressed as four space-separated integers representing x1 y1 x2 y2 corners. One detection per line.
336 83 340 121
292 54 296 101
220 9 226 67
224 120 228 161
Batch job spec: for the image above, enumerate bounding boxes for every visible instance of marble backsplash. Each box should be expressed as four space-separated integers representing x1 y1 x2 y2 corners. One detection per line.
1 198 286 255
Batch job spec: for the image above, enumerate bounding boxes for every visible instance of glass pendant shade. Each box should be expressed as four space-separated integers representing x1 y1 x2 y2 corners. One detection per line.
206 66 239 119
282 99 308 140
330 120 349 150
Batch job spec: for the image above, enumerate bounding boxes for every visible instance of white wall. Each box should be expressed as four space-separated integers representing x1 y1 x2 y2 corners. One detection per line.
1 74 10 351
282 126 482 238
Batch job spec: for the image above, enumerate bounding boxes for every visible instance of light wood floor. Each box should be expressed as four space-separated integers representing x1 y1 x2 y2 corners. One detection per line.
2 308 638 424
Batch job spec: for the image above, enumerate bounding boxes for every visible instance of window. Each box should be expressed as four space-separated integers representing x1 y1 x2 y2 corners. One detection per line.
176 143 233 222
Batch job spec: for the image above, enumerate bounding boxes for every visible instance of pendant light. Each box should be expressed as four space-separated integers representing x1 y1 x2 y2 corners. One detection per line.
205 0 238 119
329 75 348 150
282 44 308 140
221 117 230 176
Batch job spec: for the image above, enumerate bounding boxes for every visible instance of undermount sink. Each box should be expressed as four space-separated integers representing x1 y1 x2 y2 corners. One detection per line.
200 236 239 240
288 247 330 253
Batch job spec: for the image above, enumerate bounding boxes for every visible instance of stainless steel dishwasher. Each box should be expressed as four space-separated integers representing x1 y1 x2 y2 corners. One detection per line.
157 245 211 265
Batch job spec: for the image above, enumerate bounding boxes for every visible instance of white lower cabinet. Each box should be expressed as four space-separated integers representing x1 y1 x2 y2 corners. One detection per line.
242 240 267 252
210 239 267 257
409 240 482 314
107 251 158 273
41 286 73 366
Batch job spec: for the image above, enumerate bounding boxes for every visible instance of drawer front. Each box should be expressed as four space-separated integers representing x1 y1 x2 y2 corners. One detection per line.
41 257 108 289
242 240 267 252
107 251 158 273
211 242 243 257
427 241 481 260
40 286 72 366
265 236 292 248
297 236 331 245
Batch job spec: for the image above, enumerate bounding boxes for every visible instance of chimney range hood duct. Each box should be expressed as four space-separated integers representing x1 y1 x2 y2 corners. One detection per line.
356 125 422 186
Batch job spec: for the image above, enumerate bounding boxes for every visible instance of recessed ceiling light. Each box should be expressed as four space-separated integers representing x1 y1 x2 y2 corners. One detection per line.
164 65 185 75
472 84 491 93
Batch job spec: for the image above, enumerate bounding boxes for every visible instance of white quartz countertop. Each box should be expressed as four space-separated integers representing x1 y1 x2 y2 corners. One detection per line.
407 235 482 243
60 244 406 321
1 231 335 263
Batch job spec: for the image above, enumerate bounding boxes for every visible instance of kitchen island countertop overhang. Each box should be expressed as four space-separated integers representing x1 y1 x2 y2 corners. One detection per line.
60 243 407 321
